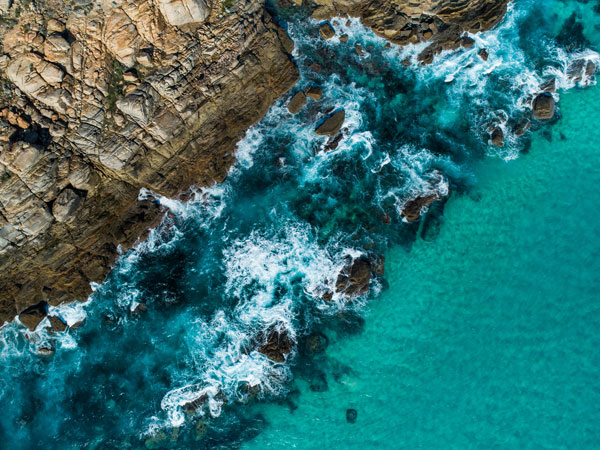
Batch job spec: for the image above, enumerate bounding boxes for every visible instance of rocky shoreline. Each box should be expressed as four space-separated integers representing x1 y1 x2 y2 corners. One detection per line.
0 0 511 328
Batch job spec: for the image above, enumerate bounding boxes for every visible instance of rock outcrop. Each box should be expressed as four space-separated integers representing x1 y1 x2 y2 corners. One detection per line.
0 0 298 324
532 93 555 120
308 0 509 64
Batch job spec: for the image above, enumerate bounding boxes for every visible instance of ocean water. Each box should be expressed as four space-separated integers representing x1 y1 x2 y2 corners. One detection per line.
1 0 600 448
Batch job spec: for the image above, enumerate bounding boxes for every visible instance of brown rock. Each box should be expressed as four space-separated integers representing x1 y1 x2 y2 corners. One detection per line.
461 36 475 48
402 194 437 222
319 22 335 39
478 48 488 61
48 315 67 332
287 91 306 114
532 93 555 120
540 78 556 93
258 328 293 362
18 302 47 331
305 86 323 100
52 188 83 222
513 119 530 137
340 34 349 43
315 110 345 136
490 127 503 147
335 257 371 297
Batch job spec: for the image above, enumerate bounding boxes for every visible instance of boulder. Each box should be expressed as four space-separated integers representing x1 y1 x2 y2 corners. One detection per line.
319 22 335 39
490 127 503 147
532 93 555 120
48 315 67 332
315 110 345 136
158 0 209 26
258 328 293 362
402 194 437 222
461 36 475 48
287 91 306 114
586 61 596 77
305 86 323 100
19 302 47 331
182 393 208 415
335 257 371 297
567 59 585 82
478 48 488 61
340 34 349 43
52 188 83 222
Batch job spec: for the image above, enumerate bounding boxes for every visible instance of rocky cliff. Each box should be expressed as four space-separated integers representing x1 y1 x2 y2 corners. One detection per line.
0 0 298 326
0 0 508 328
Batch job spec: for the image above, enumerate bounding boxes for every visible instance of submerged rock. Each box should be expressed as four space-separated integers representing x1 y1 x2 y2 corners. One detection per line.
193 419 209 441
532 93 555 120
258 328 293 362
513 119 531 137
335 257 371 297
315 110 345 136
304 332 329 355
288 91 307 114
346 408 358 423
309 370 328 392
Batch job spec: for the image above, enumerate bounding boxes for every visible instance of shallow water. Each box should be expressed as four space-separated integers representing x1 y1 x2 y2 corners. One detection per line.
1 0 600 448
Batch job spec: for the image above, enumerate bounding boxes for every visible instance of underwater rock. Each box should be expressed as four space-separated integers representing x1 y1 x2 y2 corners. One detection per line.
258 328 293 362
319 22 335 39
193 419 209 441
335 257 371 297
309 370 328 392
532 93 555 120
144 431 168 449
305 86 323 100
513 119 531 137
48 315 67 332
346 408 358 423
315 110 346 136
402 194 437 222
18 301 47 331
288 91 307 114
304 332 329 355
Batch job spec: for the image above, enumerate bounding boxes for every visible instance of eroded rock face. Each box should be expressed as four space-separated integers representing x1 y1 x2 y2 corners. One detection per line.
0 0 298 323
257 328 293 362
309 0 508 64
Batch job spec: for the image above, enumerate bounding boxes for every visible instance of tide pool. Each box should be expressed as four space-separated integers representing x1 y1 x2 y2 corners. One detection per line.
243 85 600 449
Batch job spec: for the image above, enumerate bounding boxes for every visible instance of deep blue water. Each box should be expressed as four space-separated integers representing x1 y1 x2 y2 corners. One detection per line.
2 1 600 448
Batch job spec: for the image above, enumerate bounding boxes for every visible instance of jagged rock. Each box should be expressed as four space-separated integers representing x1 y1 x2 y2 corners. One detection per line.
319 22 335 39
402 194 437 222
340 34 349 43
288 91 307 114
48 315 67 332
532 93 555 120
315 110 345 136
52 188 83 222
567 59 585 82
182 394 208 414
305 86 323 100
513 119 530 136
335 257 371 297
586 61 596 77
478 48 488 60
461 36 475 48
490 127 503 147
258 328 293 362
540 78 556 93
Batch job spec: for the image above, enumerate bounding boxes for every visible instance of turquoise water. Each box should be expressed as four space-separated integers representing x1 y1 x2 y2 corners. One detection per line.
1 0 600 448
243 85 600 449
